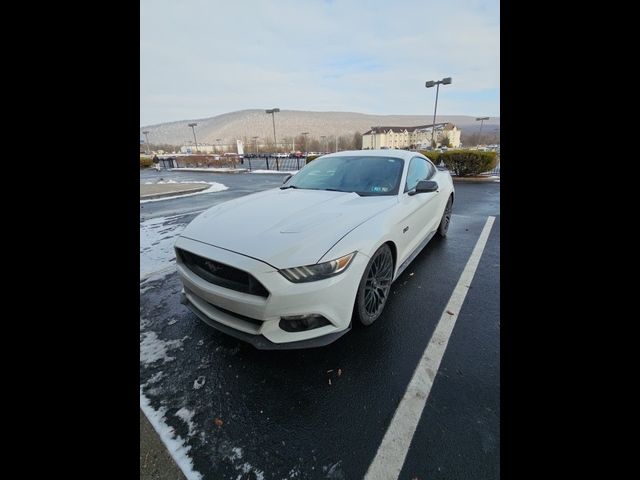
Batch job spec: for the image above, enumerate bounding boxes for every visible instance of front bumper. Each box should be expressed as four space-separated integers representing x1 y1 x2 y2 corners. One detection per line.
174 236 369 349
180 291 350 349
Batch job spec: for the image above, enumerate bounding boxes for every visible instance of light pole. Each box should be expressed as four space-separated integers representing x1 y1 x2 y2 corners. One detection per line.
188 123 198 153
142 130 150 154
252 136 259 156
476 117 489 146
320 135 326 153
301 132 309 154
265 108 280 153
425 77 452 147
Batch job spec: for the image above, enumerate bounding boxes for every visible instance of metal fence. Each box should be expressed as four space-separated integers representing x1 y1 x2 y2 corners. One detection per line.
245 156 305 172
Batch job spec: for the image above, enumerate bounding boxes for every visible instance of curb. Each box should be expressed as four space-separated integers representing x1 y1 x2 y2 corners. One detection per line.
140 185 209 200
140 409 187 480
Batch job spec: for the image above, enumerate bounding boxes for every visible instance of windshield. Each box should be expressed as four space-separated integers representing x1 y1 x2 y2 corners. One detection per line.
282 155 404 196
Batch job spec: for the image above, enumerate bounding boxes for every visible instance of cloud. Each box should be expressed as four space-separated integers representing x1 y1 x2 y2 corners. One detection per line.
140 0 499 125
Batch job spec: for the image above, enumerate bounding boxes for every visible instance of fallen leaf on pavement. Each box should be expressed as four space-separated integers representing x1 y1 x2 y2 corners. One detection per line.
328 379 332 385
214 418 223 427
446 310 455 315
338 368 342 376
326 369 333 373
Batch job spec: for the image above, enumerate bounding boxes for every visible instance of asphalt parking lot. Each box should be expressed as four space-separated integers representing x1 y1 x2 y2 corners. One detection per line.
140 168 500 479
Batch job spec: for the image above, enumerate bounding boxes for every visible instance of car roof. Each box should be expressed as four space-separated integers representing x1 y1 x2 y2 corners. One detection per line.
319 149 419 161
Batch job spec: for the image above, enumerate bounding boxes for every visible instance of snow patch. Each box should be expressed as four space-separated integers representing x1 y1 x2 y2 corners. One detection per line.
230 447 243 460
175 407 197 437
288 467 301 478
146 371 167 385
140 391 203 480
140 265 177 288
140 331 185 365
140 215 185 280
236 463 265 480
193 376 206 390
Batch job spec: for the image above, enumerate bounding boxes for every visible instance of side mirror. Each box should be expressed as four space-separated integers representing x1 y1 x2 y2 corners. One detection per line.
409 180 438 195
283 174 292 184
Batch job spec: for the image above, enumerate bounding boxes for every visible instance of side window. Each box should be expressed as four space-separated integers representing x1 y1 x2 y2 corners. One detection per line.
425 160 436 179
405 157 430 192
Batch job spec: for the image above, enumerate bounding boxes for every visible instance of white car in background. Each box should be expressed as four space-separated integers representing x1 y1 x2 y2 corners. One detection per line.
175 149 454 349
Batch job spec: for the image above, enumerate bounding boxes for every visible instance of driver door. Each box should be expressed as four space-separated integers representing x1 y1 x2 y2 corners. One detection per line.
396 157 441 267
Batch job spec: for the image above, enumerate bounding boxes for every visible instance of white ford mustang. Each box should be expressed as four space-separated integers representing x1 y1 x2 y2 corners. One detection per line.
175 149 454 349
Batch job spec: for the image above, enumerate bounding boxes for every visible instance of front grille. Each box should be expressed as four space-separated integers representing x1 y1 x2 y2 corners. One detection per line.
177 248 269 298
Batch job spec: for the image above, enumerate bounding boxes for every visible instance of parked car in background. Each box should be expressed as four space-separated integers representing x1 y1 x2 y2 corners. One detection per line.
175 149 454 349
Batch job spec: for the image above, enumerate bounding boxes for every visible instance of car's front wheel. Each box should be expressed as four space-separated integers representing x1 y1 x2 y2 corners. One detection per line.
355 244 394 326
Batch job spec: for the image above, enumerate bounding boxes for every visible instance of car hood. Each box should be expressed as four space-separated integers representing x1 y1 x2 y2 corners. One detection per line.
179 188 397 268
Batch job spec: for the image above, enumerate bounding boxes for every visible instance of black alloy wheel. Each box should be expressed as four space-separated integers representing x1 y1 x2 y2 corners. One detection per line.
355 244 394 326
437 195 453 237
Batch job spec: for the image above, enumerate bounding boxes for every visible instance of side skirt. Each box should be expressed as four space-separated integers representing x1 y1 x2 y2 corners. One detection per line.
393 229 437 282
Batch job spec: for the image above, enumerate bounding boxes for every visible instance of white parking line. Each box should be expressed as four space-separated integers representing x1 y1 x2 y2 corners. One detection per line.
364 216 496 480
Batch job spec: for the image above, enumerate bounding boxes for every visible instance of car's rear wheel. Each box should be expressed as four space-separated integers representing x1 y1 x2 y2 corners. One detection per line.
355 244 394 326
436 195 453 237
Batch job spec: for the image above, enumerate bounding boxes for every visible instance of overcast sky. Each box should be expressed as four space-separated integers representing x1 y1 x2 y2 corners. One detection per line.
140 0 499 126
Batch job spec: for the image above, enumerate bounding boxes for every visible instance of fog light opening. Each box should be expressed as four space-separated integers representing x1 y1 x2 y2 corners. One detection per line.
279 314 330 332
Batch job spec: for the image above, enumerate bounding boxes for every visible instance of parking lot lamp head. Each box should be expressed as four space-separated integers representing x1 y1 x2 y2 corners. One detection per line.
425 77 452 146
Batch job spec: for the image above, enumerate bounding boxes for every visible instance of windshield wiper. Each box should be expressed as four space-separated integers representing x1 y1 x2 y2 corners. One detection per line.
321 188 347 192
279 185 299 190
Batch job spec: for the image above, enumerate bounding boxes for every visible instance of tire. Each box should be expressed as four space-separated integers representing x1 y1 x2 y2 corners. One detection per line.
436 195 453 238
355 244 394 326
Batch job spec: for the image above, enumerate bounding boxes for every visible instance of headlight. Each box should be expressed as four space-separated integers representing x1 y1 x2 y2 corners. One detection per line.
279 252 356 283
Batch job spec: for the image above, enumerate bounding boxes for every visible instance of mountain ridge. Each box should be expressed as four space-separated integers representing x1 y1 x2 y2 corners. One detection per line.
141 109 500 145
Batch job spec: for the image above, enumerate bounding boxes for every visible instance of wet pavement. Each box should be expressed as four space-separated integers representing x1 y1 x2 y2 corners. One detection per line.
139 169 500 480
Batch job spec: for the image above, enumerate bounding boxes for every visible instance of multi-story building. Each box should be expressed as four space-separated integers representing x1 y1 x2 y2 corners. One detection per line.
362 123 461 149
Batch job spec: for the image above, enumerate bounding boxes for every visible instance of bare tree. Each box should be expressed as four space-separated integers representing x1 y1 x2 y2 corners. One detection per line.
353 131 362 150
309 138 321 152
339 134 352 150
